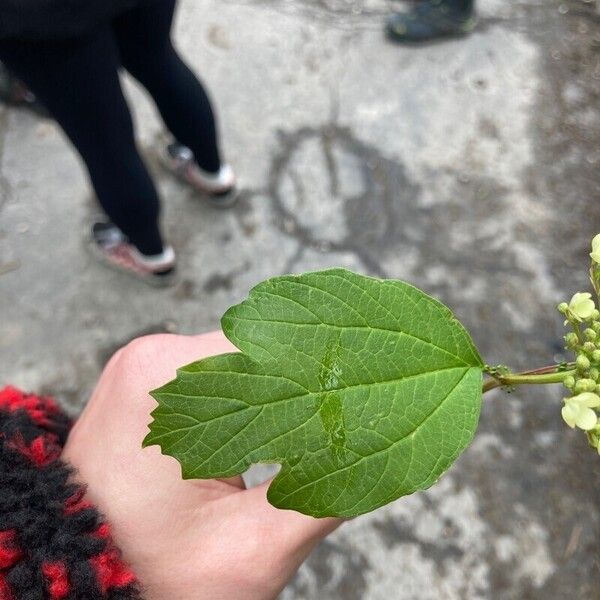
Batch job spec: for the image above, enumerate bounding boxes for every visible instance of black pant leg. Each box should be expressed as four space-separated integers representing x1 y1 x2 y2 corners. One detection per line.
112 0 222 173
0 32 164 255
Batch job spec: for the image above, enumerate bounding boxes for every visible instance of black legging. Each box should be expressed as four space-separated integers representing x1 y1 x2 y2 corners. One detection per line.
0 0 221 255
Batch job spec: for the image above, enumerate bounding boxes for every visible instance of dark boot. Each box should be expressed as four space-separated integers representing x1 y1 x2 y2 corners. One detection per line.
386 0 476 44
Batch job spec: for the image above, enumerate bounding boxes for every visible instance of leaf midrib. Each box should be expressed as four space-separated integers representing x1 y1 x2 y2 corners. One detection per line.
152 366 471 472
156 363 469 411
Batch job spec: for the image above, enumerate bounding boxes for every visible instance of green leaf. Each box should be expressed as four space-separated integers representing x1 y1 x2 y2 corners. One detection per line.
144 269 484 518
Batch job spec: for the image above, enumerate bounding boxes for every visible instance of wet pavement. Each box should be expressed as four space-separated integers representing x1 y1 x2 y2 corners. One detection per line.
1 0 600 597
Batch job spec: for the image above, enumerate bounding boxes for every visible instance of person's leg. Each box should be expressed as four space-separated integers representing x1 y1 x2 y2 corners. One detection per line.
112 0 221 174
0 33 165 256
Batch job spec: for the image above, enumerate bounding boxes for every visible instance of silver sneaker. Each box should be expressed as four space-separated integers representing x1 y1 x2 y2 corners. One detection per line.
162 143 238 208
87 222 177 287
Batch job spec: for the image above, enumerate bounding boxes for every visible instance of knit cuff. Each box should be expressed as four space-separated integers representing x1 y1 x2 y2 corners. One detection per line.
0 386 142 600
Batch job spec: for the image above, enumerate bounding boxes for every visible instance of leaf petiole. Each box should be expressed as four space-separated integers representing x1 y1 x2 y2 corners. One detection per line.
482 365 576 394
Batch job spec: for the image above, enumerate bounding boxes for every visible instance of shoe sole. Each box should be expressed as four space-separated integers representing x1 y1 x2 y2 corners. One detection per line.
85 236 177 288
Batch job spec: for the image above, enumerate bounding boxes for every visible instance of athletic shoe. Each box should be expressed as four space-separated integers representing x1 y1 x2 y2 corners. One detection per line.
161 143 238 207
386 0 476 43
88 222 176 287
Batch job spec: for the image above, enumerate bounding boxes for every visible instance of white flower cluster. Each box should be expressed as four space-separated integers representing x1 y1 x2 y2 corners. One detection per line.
557 235 600 454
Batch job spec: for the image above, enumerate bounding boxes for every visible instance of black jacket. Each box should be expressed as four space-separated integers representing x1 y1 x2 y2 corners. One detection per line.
0 0 145 40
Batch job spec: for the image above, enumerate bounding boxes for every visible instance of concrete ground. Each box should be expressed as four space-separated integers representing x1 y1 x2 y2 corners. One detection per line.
1 0 600 597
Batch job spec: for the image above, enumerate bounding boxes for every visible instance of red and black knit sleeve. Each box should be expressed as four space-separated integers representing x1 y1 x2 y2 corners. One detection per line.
0 386 142 600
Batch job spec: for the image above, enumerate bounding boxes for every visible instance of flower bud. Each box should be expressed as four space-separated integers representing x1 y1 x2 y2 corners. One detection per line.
577 354 591 371
593 310 600 320
593 350 600 363
563 375 575 389
590 368 600 381
584 341 596 353
584 328 597 341
565 333 579 348
593 321 600 333
576 378 597 393
558 302 569 314
587 428 600 452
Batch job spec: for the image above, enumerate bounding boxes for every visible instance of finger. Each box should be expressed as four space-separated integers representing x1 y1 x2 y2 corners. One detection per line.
243 479 343 548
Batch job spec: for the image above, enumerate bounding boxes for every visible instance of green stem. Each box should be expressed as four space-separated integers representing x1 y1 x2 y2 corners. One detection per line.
482 366 576 394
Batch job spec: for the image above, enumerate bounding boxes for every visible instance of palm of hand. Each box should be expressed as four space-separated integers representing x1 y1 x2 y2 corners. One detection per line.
63 331 340 600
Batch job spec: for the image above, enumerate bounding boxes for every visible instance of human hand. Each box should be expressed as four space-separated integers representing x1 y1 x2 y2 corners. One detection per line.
62 331 342 600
